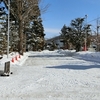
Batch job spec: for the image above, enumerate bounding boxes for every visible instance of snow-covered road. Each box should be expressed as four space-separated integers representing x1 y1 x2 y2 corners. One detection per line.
0 50 100 100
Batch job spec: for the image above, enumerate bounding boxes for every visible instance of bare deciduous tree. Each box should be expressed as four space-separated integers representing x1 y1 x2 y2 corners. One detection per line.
3 0 48 55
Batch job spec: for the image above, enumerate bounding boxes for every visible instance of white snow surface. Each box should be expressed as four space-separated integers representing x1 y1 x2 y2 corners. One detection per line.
0 49 100 100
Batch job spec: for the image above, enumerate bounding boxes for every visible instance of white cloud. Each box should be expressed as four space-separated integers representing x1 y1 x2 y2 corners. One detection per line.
44 28 60 34
44 28 61 38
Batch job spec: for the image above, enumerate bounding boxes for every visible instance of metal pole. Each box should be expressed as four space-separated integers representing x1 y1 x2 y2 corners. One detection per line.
84 15 87 51
7 0 10 58
96 18 100 51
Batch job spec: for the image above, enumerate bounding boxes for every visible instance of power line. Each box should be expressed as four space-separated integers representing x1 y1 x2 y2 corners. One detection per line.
87 17 100 24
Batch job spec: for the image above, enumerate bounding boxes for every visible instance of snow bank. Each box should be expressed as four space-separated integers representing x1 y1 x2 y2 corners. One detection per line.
0 52 29 68
56 49 76 56
75 51 100 63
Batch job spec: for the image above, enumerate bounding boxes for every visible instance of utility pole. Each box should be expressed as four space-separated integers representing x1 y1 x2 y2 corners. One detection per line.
7 0 10 58
96 18 100 51
84 15 87 51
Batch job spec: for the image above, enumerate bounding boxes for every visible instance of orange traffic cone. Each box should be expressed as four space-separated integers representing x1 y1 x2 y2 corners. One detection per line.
11 58 14 63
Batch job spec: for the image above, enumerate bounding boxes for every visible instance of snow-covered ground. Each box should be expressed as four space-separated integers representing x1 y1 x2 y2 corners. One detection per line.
0 50 100 100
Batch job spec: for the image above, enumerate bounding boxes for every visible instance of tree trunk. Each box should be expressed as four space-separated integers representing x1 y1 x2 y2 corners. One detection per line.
18 19 23 55
18 0 23 55
76 43 81 52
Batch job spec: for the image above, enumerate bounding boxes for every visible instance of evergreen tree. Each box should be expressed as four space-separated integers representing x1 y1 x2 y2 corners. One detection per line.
61 25 71 49
26 16 45 51
61 18 91 52
0 0 48 54
3 0 40 55
0 2 7 56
